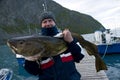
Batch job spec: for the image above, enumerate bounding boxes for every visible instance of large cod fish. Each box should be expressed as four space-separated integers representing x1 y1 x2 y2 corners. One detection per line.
7 33 107 72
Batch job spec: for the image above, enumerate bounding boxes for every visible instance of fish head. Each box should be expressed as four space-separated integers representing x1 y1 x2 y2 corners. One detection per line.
7 35 45 57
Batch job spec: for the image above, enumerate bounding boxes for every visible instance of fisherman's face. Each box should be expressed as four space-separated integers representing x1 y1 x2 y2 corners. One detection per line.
41 19 56 28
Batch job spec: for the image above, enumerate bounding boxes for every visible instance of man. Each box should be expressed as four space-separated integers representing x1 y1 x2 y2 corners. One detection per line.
24 11 84 80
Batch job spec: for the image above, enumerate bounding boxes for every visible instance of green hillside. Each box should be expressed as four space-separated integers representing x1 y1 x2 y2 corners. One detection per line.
0 0 105 45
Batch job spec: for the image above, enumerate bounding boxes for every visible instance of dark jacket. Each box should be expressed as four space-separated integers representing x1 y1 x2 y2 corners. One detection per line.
24 37 84 80
24 27 84 80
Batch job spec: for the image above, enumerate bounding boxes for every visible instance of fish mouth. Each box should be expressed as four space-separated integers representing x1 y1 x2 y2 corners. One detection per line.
7 42 18 54
11 46 19 54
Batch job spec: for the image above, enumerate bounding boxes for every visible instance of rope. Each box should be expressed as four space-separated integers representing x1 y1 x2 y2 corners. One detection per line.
102 39 112 59
102 44 109 59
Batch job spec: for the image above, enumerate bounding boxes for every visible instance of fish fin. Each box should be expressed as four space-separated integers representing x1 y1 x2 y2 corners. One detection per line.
95 55 108 72
57 47 67 55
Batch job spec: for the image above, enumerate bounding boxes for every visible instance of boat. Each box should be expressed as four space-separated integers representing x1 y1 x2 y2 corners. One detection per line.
94 29 120 55
0 68 13 80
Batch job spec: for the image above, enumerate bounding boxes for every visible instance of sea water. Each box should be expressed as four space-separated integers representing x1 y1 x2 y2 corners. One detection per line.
102 54 120 80
0 45 120 80
0 45 38 80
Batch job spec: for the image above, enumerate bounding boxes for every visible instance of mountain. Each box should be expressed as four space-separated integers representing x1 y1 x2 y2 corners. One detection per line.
0 0 105 45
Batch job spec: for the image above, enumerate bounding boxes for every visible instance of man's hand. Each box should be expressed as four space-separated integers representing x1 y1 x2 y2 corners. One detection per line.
62 29 73 43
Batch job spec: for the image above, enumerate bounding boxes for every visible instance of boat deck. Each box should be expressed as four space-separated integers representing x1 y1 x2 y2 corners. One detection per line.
76 48 109 80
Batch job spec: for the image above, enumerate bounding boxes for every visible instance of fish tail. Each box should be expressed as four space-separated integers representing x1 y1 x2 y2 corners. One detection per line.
95 55 108 72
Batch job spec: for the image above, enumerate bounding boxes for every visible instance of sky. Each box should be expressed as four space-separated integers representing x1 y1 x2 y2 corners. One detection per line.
53 0 120 30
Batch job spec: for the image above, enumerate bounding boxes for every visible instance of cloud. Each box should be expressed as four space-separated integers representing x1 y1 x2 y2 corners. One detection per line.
53 0 120 29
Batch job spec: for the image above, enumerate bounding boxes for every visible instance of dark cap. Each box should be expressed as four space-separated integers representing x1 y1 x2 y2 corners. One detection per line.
40 11 56 24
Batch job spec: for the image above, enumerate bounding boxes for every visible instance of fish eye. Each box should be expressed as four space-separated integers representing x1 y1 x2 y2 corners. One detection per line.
19 40 25 44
